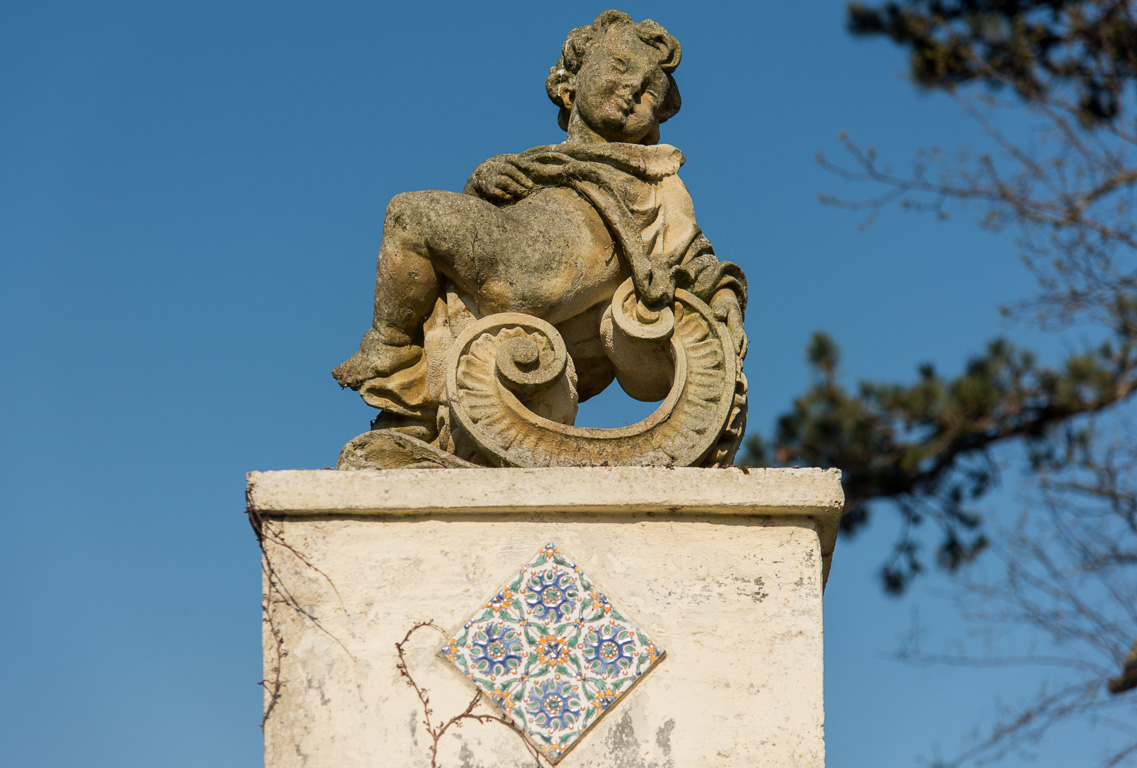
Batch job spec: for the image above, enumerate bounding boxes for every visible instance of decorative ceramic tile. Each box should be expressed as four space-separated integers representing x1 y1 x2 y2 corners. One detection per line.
441 542 665 763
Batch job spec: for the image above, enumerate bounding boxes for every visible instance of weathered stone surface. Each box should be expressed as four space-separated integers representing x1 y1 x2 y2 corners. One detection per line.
337 430 476 471
252 467 842 768
332 10 748 469
443 281 743 468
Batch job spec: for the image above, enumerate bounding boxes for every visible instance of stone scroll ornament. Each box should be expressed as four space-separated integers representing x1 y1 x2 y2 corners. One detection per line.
333 10 748 470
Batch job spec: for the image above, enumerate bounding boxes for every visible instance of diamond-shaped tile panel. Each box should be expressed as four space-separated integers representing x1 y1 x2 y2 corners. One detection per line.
441 543 665 763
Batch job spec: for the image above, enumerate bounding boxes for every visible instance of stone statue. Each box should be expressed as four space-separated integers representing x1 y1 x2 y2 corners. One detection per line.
334 10 748 470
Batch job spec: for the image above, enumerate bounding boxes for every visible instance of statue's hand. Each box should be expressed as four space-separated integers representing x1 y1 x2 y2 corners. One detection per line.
712 289 747 359
466 154 535 203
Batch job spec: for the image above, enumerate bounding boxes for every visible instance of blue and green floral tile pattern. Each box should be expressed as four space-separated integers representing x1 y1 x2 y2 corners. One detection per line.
441 543 665 763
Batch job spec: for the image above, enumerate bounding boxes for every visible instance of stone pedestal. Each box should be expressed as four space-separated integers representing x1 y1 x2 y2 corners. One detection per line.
248 467 843 768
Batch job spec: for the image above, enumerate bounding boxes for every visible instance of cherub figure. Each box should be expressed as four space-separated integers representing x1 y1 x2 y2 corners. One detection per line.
334 10 746 445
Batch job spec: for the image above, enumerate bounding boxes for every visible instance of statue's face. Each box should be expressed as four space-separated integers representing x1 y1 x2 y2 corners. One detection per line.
573 26 670 143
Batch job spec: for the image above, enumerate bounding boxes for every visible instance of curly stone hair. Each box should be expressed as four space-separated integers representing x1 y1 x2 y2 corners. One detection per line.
546 9 683 132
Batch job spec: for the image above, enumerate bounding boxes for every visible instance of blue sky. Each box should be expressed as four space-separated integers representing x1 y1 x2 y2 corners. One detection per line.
1 1 1109 766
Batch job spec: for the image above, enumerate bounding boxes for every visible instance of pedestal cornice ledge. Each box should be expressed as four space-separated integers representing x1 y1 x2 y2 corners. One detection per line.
247 467 845 583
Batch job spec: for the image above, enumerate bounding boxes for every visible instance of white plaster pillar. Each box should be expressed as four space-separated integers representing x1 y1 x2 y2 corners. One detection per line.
248 467 843 768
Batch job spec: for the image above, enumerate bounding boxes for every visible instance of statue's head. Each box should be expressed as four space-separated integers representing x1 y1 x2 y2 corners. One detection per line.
546 10 682 145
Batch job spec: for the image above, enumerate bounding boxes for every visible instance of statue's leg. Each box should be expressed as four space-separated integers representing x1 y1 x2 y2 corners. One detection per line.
333 190 513 389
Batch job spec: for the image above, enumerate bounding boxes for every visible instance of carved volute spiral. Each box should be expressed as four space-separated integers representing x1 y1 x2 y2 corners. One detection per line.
445 279 740 467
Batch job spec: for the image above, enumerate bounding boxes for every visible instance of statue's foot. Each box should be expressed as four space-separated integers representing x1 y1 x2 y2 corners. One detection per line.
332 335 423 389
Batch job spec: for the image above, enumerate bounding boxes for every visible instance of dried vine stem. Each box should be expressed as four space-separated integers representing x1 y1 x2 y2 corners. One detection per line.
247 495 346 607
395 621 547 768
258 565 287 728
248 493 355 727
